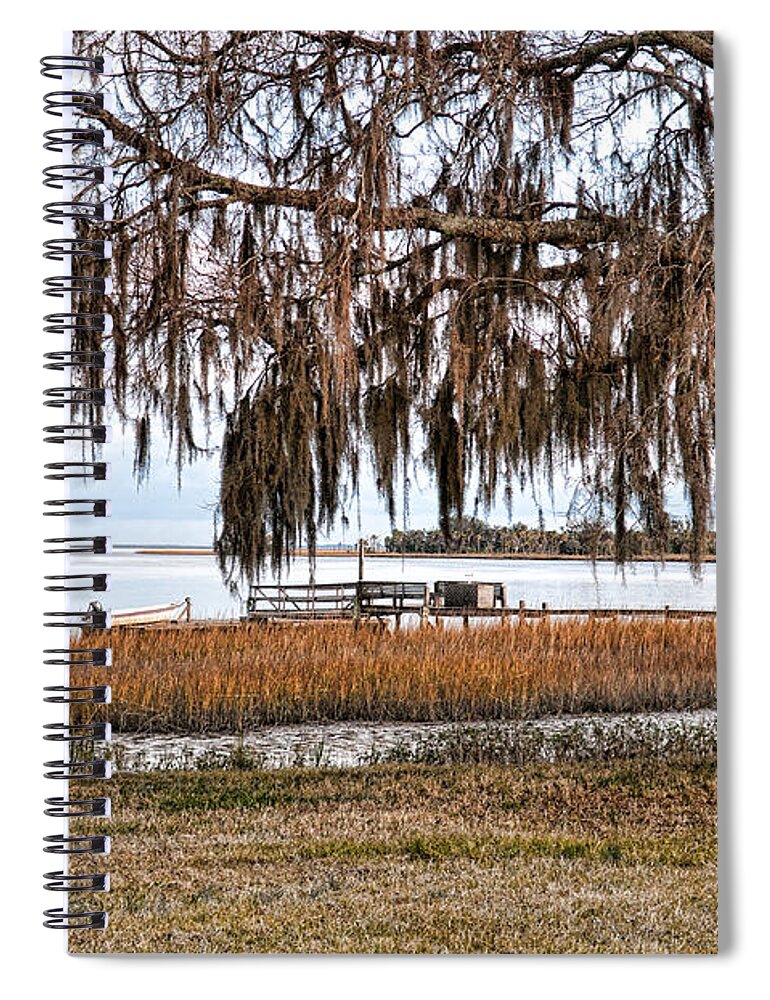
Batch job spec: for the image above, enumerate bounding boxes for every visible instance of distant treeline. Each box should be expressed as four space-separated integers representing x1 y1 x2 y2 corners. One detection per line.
383 517 716 558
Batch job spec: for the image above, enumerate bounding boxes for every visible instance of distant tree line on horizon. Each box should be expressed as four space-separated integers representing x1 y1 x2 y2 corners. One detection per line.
382 517 716 558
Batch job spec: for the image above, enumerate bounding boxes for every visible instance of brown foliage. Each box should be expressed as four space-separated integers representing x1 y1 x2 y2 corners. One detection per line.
72 31 715 580
73 618 716 731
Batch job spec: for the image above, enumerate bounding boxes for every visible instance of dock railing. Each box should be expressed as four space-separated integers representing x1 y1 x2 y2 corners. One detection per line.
246 580 431 620
246 580 714 624
246 581 359 618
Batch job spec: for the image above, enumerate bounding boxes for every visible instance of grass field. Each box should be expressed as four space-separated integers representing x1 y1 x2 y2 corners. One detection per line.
75 618 716 731
68 753 717 954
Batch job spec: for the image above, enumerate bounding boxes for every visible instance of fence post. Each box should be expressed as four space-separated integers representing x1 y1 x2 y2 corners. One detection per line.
420 586 430 629
518 599 525 623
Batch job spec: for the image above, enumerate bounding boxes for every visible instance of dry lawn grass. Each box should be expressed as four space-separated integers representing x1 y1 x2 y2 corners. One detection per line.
68 755 717 953
75 618 716 730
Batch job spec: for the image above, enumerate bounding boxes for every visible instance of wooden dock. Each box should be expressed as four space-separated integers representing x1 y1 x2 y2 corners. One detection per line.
115 592 715 632
246 580 430 627
103 578 714 632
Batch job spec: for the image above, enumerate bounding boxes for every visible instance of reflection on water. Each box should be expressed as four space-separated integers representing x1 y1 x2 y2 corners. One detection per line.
73 549 716 620
112 708 716 772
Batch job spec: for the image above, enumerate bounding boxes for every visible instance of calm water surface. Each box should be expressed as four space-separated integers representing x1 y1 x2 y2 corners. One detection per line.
112 709 716 772
72 550 716 619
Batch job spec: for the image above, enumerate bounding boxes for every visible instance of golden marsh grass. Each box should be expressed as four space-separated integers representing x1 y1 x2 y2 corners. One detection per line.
76 618 716 731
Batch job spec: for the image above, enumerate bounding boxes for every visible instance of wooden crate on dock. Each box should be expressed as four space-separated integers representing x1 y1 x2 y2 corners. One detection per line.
434 581 503 609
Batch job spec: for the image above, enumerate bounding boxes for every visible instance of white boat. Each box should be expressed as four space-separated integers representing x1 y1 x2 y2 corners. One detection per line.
109 599 190 626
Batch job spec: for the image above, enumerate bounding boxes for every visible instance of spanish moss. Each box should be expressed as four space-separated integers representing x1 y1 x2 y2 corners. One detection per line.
71 30 715 582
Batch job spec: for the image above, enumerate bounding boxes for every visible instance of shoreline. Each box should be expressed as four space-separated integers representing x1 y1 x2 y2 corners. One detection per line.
131 547 716 563
111 708 717 770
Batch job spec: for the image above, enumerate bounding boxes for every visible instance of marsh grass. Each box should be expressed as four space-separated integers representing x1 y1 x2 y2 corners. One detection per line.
75 618 716 732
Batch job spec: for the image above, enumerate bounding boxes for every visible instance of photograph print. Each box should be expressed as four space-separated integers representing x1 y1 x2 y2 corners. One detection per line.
66 29 716 953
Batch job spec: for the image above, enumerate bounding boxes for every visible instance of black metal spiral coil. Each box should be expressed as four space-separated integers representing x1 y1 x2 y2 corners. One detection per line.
43 609 111 629
43 50 111 930
43 536 111 554
44 798 111 819
43 424 111 444
45 574 110 593
43 274 111 297
40 55 105 79
43 386 111 407
43 910 108 931
43 200 111 225
44 759 112 781
44 461 110 480
43 499 109 516
43 311 108 336
43 162 110 186
43 238 110 261
43 648 111 667
43 722 112 742
43 835 111 856
43 350 111 370
44 90 106 116
43 685 112 705
44 871 110 891
43 127 108 153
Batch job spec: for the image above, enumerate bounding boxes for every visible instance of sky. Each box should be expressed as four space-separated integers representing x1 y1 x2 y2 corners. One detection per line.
104 426 569 546
103 423 693 547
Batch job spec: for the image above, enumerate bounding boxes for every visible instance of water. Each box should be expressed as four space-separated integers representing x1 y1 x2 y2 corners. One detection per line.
74 551 716 772
111 709 716 772
72 549 716 619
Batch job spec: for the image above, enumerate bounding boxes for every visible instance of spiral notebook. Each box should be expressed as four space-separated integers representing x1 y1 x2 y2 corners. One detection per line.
42 30 717 954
